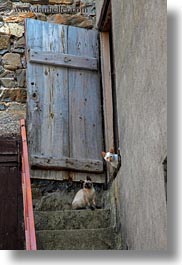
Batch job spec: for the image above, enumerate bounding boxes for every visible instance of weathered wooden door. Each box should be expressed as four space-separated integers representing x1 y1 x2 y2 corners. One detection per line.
26 19 104 183
0 138 24 250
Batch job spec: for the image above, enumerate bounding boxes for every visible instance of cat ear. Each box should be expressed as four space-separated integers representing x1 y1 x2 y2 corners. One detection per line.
86 176 92 181
101 152 106 157
110 148 114 154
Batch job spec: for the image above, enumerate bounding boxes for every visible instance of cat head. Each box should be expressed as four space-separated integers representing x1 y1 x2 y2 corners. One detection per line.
81 176 93 189
102 148 115 162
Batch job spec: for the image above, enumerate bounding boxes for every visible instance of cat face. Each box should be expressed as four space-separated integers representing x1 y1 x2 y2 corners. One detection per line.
101 148 115 162
102 152 114 162
81 176 94 190
83 180 93 189
101 149 119 169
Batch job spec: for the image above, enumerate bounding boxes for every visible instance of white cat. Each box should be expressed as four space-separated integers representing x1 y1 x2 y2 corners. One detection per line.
102 148 120 169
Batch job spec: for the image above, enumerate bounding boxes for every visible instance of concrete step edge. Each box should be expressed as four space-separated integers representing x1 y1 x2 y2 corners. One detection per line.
36 226 115 233
34 208 110 213
34 208 111 230
36 227 117 250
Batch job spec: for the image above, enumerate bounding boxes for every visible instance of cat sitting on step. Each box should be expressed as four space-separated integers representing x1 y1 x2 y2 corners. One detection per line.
72 177 96 210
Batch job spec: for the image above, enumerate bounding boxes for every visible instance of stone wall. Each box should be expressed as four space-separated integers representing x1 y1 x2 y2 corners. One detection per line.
0 0 96 136
96 0 167 250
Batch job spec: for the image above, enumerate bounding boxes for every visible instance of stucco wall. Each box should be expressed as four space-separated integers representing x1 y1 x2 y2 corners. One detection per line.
96 0 167 250
95 0 104 26
110 0 167 250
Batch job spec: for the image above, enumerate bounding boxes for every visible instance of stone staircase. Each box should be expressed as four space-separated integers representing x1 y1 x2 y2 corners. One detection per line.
31 180 120 250
34 208 117 250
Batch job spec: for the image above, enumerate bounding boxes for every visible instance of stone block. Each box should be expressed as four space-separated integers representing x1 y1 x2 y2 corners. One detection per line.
11 48 25 54
0 23 24 38
35 13 47 21
0 49 9 55
21 56 26 69
2 53 21 70
6 101 26 111
0 66 4 75
67 14 93 28
0 35 10 50
15 69 26 88
3 12 35 23
0 88 27 103
0 0 12 12
0 70 15 78
14 37 25 49
0 78 16 88
0 103 7 111
0 103 26 136
47 14 68 24
48 13 93 28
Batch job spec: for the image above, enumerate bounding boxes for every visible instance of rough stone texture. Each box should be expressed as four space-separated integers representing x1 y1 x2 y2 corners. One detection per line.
0 0 12 12
0 23 24 37
0 70 14 78
36 227 116 250
3 12 35 23
0 35 10 50
0 66 4 74
0 103 7 110
0 70 16 88
35 13 47 21
13 37 25 49
47 13 93 28
2 53 21 70
16 69 26 87
0 78 16 88
96 0 167 250
0 103 26 136
0 88 27 102
34 209 111 230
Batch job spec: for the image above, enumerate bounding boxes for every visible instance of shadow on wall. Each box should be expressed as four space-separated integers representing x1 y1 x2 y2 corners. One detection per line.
163 156 167 201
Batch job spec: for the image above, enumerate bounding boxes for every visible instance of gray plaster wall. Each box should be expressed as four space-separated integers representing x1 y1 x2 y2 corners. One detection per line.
95 0 104 26
111 0 167 250
97 0 167 250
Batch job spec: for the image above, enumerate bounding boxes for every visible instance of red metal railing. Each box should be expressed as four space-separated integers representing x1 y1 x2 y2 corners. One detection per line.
20 119 37 251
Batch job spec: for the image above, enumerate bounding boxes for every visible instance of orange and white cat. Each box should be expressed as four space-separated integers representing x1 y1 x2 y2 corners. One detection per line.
102 148 120 169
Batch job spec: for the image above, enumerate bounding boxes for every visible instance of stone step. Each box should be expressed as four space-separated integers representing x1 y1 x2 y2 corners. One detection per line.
36 227 116 250
34 209 111 230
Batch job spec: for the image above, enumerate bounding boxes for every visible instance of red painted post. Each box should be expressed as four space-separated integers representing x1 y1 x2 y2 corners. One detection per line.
20 119 37 251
